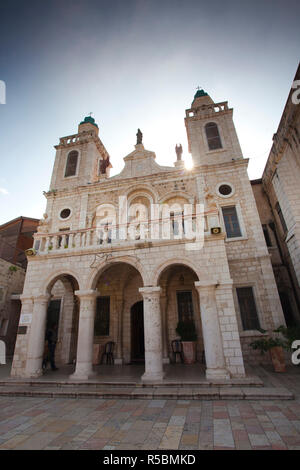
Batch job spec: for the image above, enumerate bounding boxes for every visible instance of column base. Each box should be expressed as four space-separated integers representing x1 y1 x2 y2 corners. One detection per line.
206 368 230 380
114 358 123 365
25 369 43 379
69 364 97 381
141 371 165 383
69 371 97 381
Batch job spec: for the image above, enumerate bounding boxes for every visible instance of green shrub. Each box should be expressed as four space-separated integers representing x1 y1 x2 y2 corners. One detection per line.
274 325 300 351
176 320 197 341
250 337 286 355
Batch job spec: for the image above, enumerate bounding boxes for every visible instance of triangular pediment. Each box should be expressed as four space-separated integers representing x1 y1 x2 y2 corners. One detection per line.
111 144 174 179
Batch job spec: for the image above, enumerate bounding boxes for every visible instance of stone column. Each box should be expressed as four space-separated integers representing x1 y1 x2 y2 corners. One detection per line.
11 296 33 377
25 294 50 378
70 290 97 380
115 294 124 364
195 281 230 380
139 286 164 382
160 292 170 363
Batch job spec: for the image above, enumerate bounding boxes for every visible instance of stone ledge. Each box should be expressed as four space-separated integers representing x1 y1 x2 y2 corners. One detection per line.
0 376 264 388
0 384 293 400
241 387 294 400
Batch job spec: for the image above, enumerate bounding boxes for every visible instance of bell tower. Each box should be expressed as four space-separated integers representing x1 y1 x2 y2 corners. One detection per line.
49 115 111 191
184 89 243 167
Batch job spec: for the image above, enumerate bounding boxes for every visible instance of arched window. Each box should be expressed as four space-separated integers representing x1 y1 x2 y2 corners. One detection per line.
64 150 78 177
205 122 222 150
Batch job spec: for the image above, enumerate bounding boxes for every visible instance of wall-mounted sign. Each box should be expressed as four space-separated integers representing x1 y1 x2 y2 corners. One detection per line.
17 326 27 335
19 313 32 325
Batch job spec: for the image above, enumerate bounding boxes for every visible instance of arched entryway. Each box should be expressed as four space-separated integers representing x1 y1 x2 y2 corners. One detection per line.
24 273 80 378
90 261 144 366
45 274 79 369
157 263 203 364
130 301 144 363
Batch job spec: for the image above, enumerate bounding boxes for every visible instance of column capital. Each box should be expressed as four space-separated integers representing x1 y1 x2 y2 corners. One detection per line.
20 295 34 303
194 280 217 290
217 279 233 288
195 278 233 291
33 294 51 304
75 289 98 299
139 286 161 297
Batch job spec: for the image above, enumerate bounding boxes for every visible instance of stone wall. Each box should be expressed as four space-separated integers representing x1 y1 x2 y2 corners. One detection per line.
0 258 25 358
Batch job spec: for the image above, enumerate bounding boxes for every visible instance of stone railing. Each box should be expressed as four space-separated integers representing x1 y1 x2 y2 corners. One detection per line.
186 101 229 118
33 213 221 255
58 130 97 147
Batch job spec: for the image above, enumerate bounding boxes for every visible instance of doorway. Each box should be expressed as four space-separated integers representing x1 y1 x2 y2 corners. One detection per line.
46 299 61 331
131 301 144 363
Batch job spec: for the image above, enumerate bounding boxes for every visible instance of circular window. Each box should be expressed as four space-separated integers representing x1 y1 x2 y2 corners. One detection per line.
60 208 71 219
219 184 232 196
217 183 234 198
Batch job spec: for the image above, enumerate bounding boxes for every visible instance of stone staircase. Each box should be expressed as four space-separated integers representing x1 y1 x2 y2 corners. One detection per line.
0 376 294 400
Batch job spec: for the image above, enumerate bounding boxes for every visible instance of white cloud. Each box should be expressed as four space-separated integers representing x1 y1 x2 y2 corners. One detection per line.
0 188 9 195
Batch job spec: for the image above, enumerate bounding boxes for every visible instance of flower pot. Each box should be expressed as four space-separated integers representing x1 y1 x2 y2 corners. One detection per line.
182 341 197 364
269 346 285 372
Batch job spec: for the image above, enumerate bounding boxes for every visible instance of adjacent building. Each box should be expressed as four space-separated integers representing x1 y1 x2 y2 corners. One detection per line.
0 217 39 358
257 63 300 327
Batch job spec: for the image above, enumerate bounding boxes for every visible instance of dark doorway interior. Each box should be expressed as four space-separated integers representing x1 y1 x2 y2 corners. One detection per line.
279 292 296 327
131 301 144 363
46 299 61 331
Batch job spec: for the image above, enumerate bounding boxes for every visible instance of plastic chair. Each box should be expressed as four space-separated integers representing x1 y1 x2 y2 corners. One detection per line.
171 339 184 363
101 341 115 365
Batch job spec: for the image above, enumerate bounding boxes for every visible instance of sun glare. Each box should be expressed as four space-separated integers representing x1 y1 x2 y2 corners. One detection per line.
184 158 194 170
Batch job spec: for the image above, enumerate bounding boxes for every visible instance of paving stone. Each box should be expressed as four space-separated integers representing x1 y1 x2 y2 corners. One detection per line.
1 364 300 450
148 400 166 408
248 433 270 447
0 433 30 449
213 418 235 448
159 425 183 450
16 432 59 450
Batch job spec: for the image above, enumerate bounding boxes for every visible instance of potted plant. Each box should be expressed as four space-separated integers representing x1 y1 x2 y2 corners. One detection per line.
176 320 197 364
274 325 300 350
250 333 286 372
274 325 300 367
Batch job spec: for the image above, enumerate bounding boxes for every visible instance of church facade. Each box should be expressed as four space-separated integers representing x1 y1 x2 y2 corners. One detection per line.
11 90 286 381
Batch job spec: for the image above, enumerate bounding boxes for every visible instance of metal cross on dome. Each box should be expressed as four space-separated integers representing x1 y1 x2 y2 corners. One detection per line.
88 112 93 117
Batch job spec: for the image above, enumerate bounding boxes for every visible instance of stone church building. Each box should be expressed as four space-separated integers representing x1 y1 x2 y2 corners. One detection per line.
11 89 286 382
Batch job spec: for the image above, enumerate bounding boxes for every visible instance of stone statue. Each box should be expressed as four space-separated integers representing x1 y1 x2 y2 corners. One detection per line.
37 213 50 233
99 156 110 175
136 128 143 145
175 144 183 161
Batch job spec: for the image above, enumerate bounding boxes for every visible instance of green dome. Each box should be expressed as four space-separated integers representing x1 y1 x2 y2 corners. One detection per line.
80 116 99 128
194 89 208 99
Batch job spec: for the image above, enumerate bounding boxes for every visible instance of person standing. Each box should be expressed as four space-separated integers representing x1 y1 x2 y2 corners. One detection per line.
46 323 59 371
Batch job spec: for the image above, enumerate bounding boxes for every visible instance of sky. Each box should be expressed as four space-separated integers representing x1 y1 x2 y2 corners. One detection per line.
0 0 299 225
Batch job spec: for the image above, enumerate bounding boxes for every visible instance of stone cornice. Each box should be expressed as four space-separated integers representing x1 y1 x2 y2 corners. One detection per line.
43 158 247 199
54 131 110 160
28 233 226 262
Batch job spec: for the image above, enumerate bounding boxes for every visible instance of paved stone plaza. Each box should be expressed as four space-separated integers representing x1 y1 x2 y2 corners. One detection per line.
0 365 300 450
